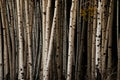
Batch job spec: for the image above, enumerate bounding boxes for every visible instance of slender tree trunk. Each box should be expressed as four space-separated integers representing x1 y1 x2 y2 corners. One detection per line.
67 0 76 80
0 0 9 79
16 0 24 79
117 0 120 80
95 0 102 78
43 0 59 79
91 0 97 80
25 0 33 79
9 0 16 79
102 0 113 79
42 0 46 79
101 0 105 75
0 12 3 80
107 1 113 79
56 3 62 79
63 0 67 79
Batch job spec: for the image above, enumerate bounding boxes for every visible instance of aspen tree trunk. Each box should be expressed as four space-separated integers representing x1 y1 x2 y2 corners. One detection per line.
95 0 102 76
44 0 52 63
43 1 52 76
56 3 62 79
107 1 113 79
87 1 93 79
91 0 97 80
102 0 113 78
117 0 120 80
43 0 59 79
101 0 105 75
6 1 14 80
0 14 3 80
63 0 67 78
87 18 91 80
8 0 16 79
13 1 19 78
16 0 24 79
0 0 9 79
25 0 33 79
42 0 46 79
75 1 82 80
67 0 76 80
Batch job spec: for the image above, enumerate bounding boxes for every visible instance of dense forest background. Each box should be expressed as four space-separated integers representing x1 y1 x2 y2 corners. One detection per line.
0 0 120 80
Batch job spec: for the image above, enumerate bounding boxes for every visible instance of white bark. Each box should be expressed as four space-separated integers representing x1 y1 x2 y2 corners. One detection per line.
42 0 51 78
41 0 46 71
25 0 33 79
43 0 59 80
16 0 24 79
91 0 97 80
95 0 102 72
67 0 76 80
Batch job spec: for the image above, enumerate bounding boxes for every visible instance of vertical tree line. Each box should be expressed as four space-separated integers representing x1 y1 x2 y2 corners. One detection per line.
0 0 120 80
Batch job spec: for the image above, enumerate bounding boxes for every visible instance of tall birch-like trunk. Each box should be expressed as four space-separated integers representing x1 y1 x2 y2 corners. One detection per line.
16 0 24 79
91 0 97 80
42 0 47 79
67 0 76 80
95 0 102 77
43 0 59 79
25 0 33 79
102 0 113 78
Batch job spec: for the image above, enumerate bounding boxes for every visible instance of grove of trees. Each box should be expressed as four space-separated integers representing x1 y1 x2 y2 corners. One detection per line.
0 0 120 80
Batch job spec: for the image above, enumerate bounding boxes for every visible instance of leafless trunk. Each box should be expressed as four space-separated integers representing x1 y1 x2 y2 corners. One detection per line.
16 0 24 79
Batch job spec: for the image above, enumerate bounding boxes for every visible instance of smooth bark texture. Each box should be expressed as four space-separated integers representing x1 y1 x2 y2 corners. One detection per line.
16 0 24 79
67 0 76 80
0 0 119 80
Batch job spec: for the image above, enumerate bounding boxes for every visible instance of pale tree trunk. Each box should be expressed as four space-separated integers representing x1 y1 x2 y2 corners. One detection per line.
43 0 52 77
67 0 77 80
43 0 59 79
95 0 102 77
16 0 24 79
25 0 33 79
45 0 52 61
42 0 47 79
91 0 97 80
